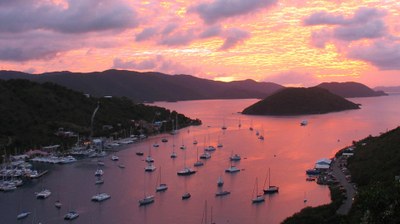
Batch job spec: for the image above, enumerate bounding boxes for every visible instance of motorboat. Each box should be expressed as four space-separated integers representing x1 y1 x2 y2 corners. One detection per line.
36 189 51 199
139 195 154 206
95 169 104 176
215 190 230 196
145 156 154 163
194 160 204 167
95 178 104 185
199 152 211 159
161 138 168 143
156 183 168 192
55 200 62 208
64 211 79 220
182 192 191 200
225 166 240 173
17 212 30 220
136 151 144 156
111 155 119 161
145 163 156 172
91 193 111 202
230 154 241 161
301 120 308 126
177 167 196 176
170 151 177 158
204 146 216 152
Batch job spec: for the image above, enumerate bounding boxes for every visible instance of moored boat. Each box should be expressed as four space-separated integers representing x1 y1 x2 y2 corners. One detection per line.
91 193 111 202
64 211 79 220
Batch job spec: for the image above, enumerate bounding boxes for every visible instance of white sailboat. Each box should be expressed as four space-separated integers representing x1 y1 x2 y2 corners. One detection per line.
217 176 224 187
252 178 265 203
156 167 168 192
177 150 196 176
139 174 155 206
263 168 279 194
170 135 177 158
194 147 204 167
145 144 154 163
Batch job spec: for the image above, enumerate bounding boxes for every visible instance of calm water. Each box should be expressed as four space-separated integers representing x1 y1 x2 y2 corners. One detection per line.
2 96 400 224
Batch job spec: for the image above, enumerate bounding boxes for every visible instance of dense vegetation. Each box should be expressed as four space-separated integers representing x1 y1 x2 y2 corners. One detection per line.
0 79 200 155
242 87 360 115
317 82 387 98
283 127 400 223
0 70 283 102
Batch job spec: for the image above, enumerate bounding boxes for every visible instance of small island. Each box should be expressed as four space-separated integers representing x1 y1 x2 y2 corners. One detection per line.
242 87 360 116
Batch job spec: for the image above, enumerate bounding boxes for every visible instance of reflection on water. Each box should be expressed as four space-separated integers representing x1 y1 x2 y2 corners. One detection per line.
2 96 400 224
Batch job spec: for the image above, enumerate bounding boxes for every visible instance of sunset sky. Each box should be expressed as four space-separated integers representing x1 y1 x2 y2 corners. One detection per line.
1 0 399 87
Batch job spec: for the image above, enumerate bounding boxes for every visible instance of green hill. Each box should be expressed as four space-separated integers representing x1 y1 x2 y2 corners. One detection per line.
242 87 360 115
0 79 200 154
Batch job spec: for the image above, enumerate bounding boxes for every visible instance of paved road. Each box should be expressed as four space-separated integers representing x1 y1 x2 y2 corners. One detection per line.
331 157 356 215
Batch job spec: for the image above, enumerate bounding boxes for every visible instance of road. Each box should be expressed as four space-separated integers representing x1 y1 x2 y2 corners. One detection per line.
331 157 357 215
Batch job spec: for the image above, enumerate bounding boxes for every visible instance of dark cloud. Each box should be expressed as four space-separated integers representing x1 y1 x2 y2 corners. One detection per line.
348 40 400 70
303 7 386 26
304 7 388 44
0 0 138 34
200 25 222 38
190 0 277 24
219 28 250 51
157 30 197 46
333 19 387 41
303 11 347 26
135 27 158 42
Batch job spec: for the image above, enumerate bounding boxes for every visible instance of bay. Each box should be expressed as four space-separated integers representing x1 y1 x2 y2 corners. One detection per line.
1 95 400 224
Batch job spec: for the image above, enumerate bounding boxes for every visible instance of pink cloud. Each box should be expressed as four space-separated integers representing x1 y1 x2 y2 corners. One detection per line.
112 56 200 75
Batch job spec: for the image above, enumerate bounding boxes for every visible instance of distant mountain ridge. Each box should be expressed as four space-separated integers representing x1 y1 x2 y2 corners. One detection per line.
0 70 283 102
374 86 400 93
317 82 387 98
242 87 360 115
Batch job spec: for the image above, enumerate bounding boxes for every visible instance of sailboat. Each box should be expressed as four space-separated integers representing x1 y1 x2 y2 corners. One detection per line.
251 178 265 203
170 114 179 135
139 174 155 206
221 119 227 130
170 135 177 158
217 176 224 187
194 147 204 167
177 150 196 176
249 120 253 131
182 176 191 200
145 144 154 163
217 135 223 148
263 168 279 194
156 167 168 192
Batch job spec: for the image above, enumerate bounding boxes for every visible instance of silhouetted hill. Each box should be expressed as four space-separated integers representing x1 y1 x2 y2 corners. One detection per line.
0 70 283 102
0 79 200 153
317 82 387 98
242 87 360 115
